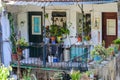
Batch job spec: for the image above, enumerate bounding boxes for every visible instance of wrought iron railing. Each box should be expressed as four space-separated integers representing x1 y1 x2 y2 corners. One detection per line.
12 43 91 71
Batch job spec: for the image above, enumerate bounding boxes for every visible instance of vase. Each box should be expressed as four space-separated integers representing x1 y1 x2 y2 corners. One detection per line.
94 55 102 62
48 55 53 63
51 40 56 44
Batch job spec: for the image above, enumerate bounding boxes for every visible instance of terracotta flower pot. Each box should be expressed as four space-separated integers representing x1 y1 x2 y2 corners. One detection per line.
11 54 18 61
51 36 56 41
77 36 82 42
50 36 56 44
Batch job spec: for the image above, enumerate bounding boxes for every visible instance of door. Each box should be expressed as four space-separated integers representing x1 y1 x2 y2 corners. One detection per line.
28 12 43 57
102 12 117 47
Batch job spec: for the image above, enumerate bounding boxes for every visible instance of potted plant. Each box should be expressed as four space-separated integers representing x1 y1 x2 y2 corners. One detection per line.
105 46 117 60
16 38 29 56
77 34 82 42
106 47 114 56
90 44 107 62
49 24 70 43
9 13 18 61
70 70 81 80
49 24 58 44
84 35 91 41
57 25 70 43
10 33 17 61
0 64 14 80
113 38 120 50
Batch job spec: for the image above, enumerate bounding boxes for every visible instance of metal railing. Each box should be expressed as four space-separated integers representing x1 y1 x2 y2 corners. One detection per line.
12 43 91 71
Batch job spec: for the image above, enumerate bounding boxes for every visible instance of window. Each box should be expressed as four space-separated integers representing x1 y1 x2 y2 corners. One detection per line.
52 12 66 27
76 13 91 40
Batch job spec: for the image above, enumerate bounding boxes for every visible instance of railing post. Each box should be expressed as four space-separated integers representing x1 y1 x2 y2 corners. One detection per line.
43 44 46 67
42 5 46 68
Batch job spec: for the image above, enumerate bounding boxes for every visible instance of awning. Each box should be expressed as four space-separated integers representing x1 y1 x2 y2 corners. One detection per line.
2 0 118 2
3 0 118 7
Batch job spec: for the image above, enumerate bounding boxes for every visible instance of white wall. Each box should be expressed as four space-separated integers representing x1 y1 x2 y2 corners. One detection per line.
17 13 28 41
84 3 118 45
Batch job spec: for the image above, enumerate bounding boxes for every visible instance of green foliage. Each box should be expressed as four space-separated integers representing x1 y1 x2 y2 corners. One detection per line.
78 14 91 40
16 38 29 50
23 69 37 80
10 33 17 54
49 24 70 37
0 64 14 80
8 13 17 54
8 13 28 53
60 26 70 35
49 24 59 37
70 70 81 80
84 35 90 41
23 69 31 80
106 47 114 55
90 44 107 58
44 13 48 18
113 38 120 44
52 72 63 79
85 71 92 77
16 38 28 47
83 14 91 37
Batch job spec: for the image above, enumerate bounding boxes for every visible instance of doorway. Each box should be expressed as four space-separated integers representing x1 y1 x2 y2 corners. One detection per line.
102 12 117 47
28 12 43 57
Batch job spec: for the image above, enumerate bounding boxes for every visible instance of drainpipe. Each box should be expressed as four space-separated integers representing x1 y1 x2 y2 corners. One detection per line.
118 1 120 37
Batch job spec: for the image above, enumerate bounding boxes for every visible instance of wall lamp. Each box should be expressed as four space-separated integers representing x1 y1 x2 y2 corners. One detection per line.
20 21 25 27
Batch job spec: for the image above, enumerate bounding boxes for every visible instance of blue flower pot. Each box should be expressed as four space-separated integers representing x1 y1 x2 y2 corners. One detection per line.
94 55 102 62
51 40 56 44
53 57 59 62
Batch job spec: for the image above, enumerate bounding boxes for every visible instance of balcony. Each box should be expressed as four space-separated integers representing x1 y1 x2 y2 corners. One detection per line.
11 43 91 72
